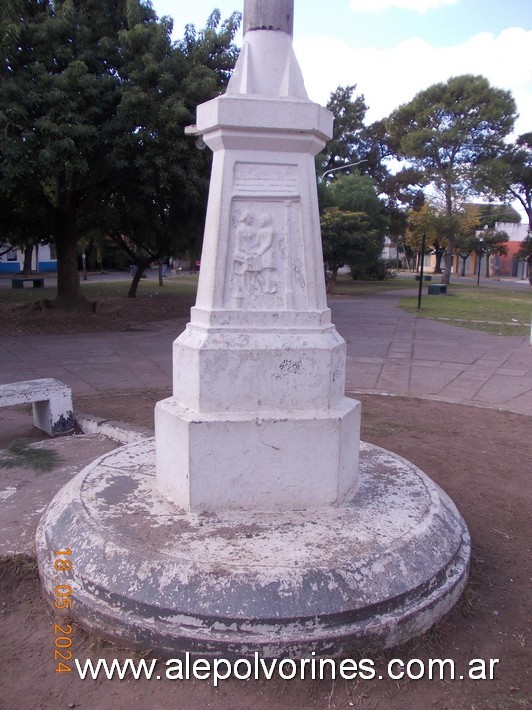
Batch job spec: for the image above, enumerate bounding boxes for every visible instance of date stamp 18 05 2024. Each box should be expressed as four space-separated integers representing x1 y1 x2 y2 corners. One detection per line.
52 548 74 674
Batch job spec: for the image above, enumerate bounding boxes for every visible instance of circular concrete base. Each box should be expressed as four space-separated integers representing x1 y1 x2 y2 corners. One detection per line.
36 440 470 658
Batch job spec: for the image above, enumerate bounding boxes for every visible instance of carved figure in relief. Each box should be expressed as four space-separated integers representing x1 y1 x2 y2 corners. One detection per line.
256 212 277 294
233 210 257 297
233 209 277 298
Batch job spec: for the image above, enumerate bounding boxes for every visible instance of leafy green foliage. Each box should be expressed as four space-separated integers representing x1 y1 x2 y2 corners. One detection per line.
387 75 517 283
321 207 384 290
107 9 241 297
0 2 241 305
388 75 516 207
488 132 532 232
317 85 368 176
323 174 388 233
320 173 388 288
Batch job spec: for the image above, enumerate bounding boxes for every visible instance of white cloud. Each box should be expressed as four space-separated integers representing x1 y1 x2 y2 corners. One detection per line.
294 27 532 135
349 0 458 13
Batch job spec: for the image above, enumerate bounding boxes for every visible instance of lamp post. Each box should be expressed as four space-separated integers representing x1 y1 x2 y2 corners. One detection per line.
477 224 489 286
477 237 484 286
82 250 87 281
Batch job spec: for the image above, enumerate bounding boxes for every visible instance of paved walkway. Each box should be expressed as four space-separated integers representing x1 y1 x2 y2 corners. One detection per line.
0 290 531 415
334 292 532 415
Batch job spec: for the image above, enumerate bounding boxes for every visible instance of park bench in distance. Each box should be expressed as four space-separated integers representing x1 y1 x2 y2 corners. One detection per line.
11 277 45 289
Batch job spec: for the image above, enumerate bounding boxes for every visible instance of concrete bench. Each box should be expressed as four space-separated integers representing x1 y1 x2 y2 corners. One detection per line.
415 274 432 281
0 378 74 436
11 277 45 289
428 283 447 295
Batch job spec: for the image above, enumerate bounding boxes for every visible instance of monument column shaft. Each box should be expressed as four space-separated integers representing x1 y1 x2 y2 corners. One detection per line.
244 0 294 35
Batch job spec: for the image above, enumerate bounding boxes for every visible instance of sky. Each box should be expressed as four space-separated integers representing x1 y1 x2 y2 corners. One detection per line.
151 0 532 137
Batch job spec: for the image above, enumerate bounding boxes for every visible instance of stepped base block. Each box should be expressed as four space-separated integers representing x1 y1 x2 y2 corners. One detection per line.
36 440 470 659
155 397 361 511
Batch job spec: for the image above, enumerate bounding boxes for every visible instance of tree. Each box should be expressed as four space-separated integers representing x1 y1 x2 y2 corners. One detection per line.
1 0 132 309
104 9 241 297
317 85 368 177
321 208 381 292
517 233 532 285
456 234 480 277
0 2 241 306
387 75 517 284
317 86 426 273
489 133 532 232
481 229 509 278
406 202 481 274
405 203 438 272
322 173 388 234
321 173 388 287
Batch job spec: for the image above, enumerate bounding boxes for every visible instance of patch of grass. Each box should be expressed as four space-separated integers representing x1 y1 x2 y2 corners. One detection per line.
330 274 412 297
0 439 63 473
0 284 57 305
0 273 199 305
2 553 39 574
400 284 532 336
80 275 199 299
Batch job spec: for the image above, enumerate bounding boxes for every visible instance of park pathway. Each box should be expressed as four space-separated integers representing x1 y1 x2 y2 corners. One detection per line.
0 290 531 415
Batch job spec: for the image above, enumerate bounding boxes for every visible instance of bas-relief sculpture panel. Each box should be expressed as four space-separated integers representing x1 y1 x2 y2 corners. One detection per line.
225 162 305 310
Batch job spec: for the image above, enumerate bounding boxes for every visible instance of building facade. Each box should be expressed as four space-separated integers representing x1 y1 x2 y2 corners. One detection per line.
0 244 57 274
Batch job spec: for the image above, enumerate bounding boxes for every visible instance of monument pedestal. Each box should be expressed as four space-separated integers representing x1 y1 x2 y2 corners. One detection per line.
154 90 360 511
36 439 470 658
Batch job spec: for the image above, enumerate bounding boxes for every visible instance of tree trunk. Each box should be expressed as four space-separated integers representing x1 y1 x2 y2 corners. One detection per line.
441 238 455 285
485 255 490 278
128 263 148 297
325 267 338 294
49 177 92 310
441 186 454 285
52 210 91 310
22 244 33 275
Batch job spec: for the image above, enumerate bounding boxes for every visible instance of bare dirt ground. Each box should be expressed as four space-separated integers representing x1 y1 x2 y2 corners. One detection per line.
0 290 197 336
0 293 530 709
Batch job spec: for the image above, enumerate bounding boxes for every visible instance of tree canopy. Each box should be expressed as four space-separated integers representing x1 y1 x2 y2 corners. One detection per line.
2 13 529 299
387 74 517 283
317 85 368 178
320 173 388 286
321 208 382 291
0 0 241 306
488 132 532 232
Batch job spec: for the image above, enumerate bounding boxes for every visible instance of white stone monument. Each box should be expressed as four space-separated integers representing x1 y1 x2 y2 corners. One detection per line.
155 0 360 512
36 0 470 659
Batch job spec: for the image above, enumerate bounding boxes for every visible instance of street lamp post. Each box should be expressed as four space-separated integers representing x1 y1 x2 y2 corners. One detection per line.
477 224 489 286
477 237 484 286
